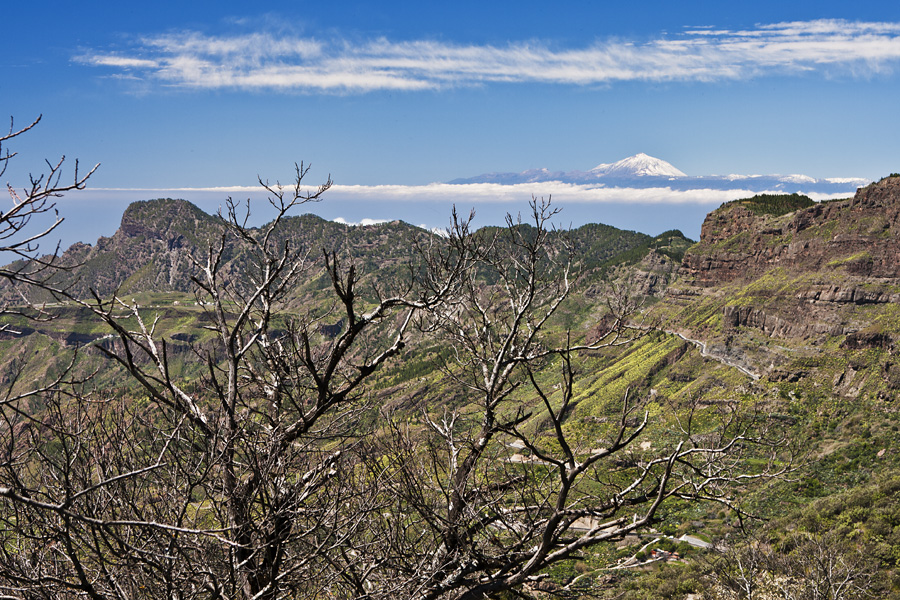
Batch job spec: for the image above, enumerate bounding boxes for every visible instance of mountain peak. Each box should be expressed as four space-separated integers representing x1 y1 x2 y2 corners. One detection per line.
590 153 686 178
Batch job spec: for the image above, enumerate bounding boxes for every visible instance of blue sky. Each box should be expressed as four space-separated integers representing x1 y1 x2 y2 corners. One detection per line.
3 1 900 248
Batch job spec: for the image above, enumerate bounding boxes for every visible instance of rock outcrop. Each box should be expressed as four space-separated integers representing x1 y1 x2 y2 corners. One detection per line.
682 177 900 286
660 177 900 388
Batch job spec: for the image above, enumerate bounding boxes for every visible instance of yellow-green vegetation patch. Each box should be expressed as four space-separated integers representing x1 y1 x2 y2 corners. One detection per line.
867 303 900 336
713 230 752 252
573 335 685 413
657 295 724 332
118 261 158 294
800 218 839 241
826 250 873 268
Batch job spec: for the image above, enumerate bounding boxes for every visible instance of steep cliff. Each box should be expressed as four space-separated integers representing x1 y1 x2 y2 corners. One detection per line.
682 177 900 286
658 176 900 396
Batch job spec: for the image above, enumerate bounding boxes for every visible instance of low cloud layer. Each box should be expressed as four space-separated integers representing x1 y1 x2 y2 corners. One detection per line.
53 181 857 251
332 216 390 226
96 181 852 205
79 20 900 93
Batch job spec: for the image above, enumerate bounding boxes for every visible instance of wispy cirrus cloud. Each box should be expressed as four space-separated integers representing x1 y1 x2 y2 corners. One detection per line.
88 56 160 68
76 19 900 93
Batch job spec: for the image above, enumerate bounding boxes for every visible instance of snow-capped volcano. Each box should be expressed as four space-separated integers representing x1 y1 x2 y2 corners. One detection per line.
446 154 866 196
590 153 686 178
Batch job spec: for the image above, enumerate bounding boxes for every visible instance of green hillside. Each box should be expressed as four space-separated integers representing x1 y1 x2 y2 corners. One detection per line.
4 183 900 598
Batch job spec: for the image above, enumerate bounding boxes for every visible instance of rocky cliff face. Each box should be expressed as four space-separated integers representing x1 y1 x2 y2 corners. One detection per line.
620 249 681 297
678 178 900 341
683 177 900 287
659 176 900 391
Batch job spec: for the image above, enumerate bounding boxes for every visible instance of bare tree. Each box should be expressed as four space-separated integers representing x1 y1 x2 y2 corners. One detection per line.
0 111 98 413
0 160 789 600
705 530 772 600
0 164 473 599
0 113 97 419
0 115 97 287
768 531 875 600
705 529 875 600
324 199 791 599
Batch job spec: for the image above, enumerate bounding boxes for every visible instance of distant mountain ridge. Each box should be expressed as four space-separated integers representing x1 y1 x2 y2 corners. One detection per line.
0 198 681 305
448 153 868 195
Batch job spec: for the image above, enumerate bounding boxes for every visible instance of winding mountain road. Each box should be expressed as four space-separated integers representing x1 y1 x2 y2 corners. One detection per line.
666 330 760 381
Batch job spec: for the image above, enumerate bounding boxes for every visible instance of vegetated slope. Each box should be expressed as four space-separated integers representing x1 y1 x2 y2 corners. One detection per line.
622 176 900 596
2 198 678 305
21 183 900 594
0 198 676 386
664 176 900 387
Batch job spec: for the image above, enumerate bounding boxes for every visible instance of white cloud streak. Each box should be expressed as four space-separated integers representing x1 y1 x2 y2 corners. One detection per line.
322 182 852 204
87 56 159 68
332 216 390 226
94 182 852 205
77 19 900 92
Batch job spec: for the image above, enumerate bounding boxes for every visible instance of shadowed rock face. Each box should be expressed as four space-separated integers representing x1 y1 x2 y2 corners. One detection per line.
722 305 847 339
662 178 900 378
682 177 900 287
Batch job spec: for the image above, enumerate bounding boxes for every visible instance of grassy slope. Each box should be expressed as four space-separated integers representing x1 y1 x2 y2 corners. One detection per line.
7 193 900 595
